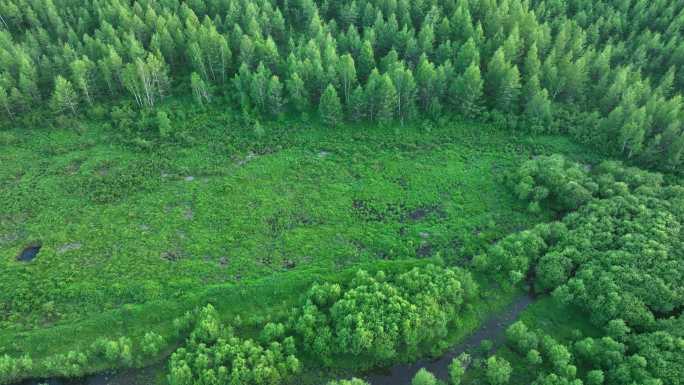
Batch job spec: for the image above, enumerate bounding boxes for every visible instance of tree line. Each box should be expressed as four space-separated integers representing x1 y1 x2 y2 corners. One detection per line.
0 0 683 171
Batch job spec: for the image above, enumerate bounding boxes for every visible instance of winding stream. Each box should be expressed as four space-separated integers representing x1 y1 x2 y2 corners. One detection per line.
362 293 535 385
18 294 535 385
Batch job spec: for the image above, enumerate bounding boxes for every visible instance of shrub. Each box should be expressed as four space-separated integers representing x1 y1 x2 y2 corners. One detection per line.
412 368 437 385
142 332 165 358
0 354 32 385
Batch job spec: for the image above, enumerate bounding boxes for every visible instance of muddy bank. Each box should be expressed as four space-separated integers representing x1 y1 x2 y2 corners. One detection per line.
362 294 535 385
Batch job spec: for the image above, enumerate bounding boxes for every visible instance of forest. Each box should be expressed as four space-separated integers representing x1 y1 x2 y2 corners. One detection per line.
0 0 682 384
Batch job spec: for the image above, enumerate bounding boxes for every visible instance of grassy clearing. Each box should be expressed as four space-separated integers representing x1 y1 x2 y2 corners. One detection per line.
0 108 599 380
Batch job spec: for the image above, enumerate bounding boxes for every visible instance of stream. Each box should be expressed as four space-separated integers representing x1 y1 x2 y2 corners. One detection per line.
17 294 535 385
362 293 535 385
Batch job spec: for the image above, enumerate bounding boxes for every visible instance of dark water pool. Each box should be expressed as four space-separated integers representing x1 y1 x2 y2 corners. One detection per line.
17 244 41 262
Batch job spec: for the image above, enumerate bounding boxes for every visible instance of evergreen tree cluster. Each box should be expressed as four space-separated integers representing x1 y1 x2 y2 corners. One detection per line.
0 0 683 170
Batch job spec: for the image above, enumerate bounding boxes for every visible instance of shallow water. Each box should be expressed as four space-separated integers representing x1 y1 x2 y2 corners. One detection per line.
362 294 535 385
17 244 41 262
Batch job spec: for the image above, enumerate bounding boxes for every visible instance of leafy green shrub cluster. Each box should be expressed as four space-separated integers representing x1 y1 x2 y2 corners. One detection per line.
509 155 597 213
167 304 300 385
0 354 32 385
504 320 670 385
0 327 173 384
488 156 684 325
91 337 134 366
291 264 478 366
473 155 684 385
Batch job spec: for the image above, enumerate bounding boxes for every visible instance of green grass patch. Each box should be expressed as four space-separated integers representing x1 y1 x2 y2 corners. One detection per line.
0 106 600 381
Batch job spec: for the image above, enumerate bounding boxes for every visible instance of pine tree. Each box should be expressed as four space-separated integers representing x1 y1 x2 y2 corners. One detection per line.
376 74 398 125
524 87 553 132
523 43 541 81
286 72 309 112
416 54 437 112
338 54 357 105
190 72 211 105
0 86 13 120
451 61 484 118
319 84 342 127
390 64 417 125
51 75 78 115
348 85 366 122
157 111 172 138
267 75 284 116
486 48 521 113
70 56 96 105
358 40 375 83
455 38 480 73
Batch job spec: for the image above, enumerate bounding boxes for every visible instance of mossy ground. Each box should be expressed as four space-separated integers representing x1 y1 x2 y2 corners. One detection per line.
0 107 599 380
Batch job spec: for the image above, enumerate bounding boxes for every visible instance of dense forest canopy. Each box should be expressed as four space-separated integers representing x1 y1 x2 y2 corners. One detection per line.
1 0 684 171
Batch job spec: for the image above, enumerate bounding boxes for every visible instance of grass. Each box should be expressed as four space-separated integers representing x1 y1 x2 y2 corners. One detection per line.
0 104 600 381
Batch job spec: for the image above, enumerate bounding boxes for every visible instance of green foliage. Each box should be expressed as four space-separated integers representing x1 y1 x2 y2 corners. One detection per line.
157 111 172 138
0 355 32 385
449 355 467 385
43 351 89 378
91 337 133 366
327 379 370 385
485 356 512 385
527 349 543 365
51 76 78 116
412 368 437 385
167 305 300 385
293 265 478 365
319 84 343 127
509 155 597 213
141 332 165 358
1 0 683 171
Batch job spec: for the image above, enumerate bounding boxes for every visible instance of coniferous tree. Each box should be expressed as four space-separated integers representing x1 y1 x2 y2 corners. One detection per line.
455 38 480 73
348 85 366 122
267 75 284 116
451 61 484 118
286 72 309 112
390 63 417 125
376 73 398 125
338 53 357 105
0 86 13 120
319 84 342 127
51 75 78 115
357 40 375 83
190 72 211 105
70 56 96 105
486 48 521 113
